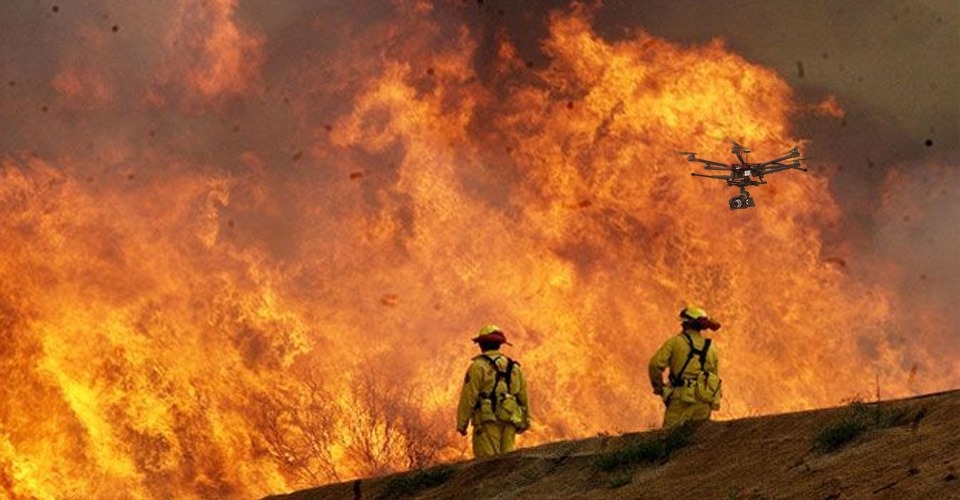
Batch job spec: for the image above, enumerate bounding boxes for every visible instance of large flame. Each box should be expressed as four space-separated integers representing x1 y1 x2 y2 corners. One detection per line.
0 3 955 498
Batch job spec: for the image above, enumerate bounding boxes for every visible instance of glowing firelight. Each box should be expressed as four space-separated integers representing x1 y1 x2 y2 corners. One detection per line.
0 3 953 498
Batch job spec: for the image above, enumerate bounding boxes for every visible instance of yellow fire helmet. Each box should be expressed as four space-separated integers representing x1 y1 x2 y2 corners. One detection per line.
680 306 721 331
472 324 512 345
680 306 709 320
478 324 502 336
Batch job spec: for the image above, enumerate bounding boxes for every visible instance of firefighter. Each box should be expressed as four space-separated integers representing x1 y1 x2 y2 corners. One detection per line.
456 324 530 458
649 306 723 428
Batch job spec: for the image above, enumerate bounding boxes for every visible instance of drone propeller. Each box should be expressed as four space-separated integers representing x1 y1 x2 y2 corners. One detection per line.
787 157 813 168
730 141 750 166
761 161 809 174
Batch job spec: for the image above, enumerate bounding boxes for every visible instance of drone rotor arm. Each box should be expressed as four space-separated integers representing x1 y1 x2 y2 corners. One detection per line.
760 147 801 165
757 154 800 167
692 158 729 168
762 165 807 175
691 172 733 181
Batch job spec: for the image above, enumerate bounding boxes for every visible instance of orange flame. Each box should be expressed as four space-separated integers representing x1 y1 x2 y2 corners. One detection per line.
0 4 954 498
153 0 263 106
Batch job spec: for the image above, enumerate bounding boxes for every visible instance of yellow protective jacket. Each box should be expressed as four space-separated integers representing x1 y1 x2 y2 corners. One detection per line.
457 350 530 433
648 329 719 395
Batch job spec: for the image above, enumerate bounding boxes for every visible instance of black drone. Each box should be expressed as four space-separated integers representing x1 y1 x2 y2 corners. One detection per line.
678 142 808 210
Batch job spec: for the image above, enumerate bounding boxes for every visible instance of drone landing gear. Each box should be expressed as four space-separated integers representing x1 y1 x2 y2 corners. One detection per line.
729 189 755 210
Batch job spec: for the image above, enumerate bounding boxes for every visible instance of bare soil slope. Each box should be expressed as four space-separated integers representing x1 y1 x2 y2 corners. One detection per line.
266 390 959 499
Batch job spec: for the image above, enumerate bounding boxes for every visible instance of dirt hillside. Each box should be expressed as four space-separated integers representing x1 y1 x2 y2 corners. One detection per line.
266 390 959 499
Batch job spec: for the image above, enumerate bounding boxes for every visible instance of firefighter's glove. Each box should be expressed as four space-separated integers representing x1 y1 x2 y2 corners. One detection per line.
516 420 530 435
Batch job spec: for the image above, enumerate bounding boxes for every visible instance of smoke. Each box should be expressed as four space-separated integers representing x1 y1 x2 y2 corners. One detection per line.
869 163 960 388
452 0 960 376
0 1 957 497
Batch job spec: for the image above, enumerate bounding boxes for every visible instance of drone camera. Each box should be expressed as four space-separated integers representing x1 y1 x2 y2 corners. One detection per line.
728 194 755 210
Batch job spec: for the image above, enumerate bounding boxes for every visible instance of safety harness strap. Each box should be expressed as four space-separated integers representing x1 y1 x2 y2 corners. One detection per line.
670 333 711 388
475 355 517 413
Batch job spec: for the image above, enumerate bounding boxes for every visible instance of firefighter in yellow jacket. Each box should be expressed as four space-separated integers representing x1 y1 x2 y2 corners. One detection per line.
457 324 530 458
649 306 723 428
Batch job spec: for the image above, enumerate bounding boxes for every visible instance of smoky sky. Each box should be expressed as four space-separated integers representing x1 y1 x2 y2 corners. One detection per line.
3 1 956 166
1 0 957 309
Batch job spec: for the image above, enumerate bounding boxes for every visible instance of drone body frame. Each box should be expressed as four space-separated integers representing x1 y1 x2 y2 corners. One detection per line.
680 142 808 210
